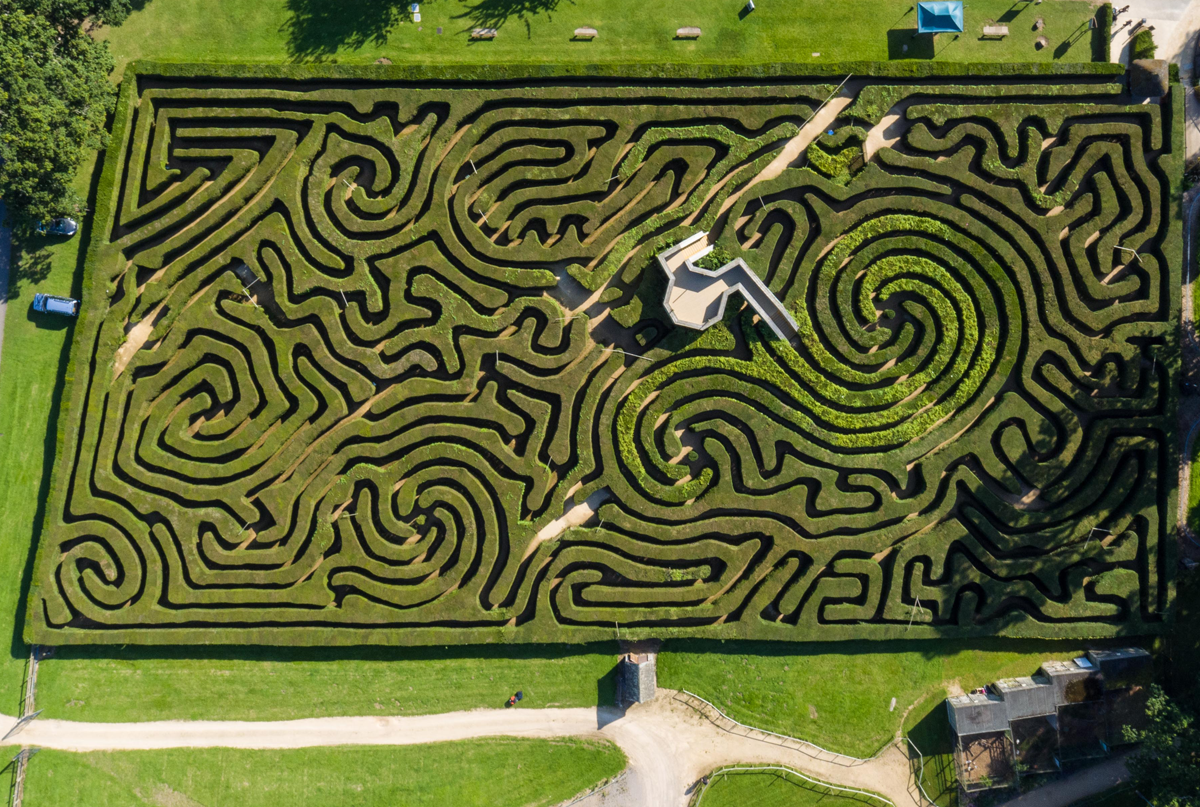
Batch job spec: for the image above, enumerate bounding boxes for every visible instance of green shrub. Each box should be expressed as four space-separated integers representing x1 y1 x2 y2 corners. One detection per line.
693 247 736 270
1131 29 1157 60
1094 4 1113 62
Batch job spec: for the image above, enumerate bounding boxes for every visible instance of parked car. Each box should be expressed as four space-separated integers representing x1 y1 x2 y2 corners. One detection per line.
32 293 80 317
35 218 78 237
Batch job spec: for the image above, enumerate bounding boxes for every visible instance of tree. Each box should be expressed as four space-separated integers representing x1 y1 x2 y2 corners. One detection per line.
0 8 116 229
8 0 133 28
1123 685 1200 807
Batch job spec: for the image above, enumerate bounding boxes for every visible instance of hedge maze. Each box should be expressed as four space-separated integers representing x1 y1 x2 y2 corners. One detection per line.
28 65 1182 645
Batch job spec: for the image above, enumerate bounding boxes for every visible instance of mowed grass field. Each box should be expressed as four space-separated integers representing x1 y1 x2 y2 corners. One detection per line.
22 739 625 807
96 0 1102 75
36 643 619 722
696 769 880 807
0 159 100 710
657 637 1152 758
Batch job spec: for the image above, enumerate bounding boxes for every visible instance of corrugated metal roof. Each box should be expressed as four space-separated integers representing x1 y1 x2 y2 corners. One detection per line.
994 676 1056 718
947 693 1008 736
1086 648 1153 691
1040 660 1103 705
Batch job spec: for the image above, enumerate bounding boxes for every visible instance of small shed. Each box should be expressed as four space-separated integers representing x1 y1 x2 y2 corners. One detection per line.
917 1 964 33
1040 659 1103 705
1058 700 1108 761
947 692 1008 737
1087 648 1153 691
993 676 1056 719
620 652 656 704
1011 712 1059 773
1129 60 1169 98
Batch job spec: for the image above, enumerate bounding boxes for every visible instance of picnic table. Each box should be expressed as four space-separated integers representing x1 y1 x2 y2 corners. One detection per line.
676 26 702 38
982 23 1009 38
471 28 498 39
574 27 598 39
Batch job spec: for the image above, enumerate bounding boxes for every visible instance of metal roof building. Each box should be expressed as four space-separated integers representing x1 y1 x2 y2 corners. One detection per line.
1086 648 1153 691
1040 659 1104 705
993 676 1056 719
947 693 1008 736
946 648 1155 795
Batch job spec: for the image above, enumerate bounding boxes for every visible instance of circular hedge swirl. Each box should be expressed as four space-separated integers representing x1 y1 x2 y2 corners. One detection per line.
26 66 1181 646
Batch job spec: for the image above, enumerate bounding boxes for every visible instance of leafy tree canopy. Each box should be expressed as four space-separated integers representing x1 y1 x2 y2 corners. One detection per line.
0 8 116 229
1124 684 1200 807
7 0 132 28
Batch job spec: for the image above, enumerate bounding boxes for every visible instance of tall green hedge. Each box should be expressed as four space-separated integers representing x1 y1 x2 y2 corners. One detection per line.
26 63 1179 647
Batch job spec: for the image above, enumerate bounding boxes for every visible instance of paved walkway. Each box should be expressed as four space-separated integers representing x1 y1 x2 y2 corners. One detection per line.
1111 0 1196 66
0 693 921 807
997 754 1133 807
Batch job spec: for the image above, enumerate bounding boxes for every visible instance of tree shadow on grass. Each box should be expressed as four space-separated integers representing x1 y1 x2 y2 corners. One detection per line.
283 0 409 60
888 29 934 59
1 248 50 304
453 0 567 36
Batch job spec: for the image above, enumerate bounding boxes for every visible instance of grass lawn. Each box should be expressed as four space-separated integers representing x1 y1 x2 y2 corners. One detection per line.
21 738 625 807
97 0 1102 76
0 156 99 712
658 637 1150 758
696 768 882 807
36 643 618 722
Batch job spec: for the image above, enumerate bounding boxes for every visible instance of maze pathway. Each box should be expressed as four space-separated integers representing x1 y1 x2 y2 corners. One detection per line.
27 66 1183 646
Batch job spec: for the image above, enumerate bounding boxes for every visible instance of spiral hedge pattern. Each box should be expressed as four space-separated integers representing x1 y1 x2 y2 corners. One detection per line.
27 65 1182 646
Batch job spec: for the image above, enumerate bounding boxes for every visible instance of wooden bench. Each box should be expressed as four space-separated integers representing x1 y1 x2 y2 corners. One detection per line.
574 27 598 39
470 27 498 39
981 24 1009 38
676 26 702 38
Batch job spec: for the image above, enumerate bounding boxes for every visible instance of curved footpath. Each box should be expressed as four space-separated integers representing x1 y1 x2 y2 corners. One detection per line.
0 692 919 807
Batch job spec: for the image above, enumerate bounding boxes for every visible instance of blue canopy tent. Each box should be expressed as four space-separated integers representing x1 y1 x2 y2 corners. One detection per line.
916 0 964 33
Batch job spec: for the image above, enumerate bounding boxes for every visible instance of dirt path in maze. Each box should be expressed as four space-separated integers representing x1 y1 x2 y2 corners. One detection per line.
0 691 922 807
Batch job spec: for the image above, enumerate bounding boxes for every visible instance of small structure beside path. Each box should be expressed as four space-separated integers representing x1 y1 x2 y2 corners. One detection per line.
618 639 659 706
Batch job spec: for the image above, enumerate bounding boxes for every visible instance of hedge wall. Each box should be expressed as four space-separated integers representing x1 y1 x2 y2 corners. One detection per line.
26 63 1180 646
